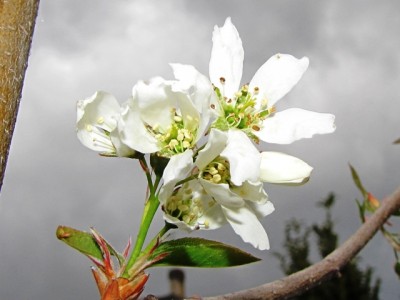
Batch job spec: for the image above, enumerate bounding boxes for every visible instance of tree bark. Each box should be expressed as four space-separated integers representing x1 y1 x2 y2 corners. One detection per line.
204 187 400 300
0 0 40 192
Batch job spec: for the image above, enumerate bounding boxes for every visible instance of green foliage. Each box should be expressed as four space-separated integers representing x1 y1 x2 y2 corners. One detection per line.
56 226 124 265
150 237 260 268
275 193 381 300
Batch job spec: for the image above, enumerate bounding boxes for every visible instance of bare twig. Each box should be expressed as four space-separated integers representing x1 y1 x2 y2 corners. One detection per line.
0 0 40 192
204 187 400 300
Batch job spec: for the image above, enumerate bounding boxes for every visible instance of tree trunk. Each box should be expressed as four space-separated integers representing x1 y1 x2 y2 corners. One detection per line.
0 0 40 192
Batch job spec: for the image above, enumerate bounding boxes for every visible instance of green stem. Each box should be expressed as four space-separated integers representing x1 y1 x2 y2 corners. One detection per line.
123 193 160 278
142 222 174 255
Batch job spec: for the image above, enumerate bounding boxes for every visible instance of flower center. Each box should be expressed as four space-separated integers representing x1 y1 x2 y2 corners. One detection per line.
200 157 230 184
164 183 204 227
212 84 274 142
147 110 196 157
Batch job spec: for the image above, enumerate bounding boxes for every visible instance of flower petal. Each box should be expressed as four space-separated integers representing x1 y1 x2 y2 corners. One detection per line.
249 54 309 108
221 204 270 250
260 151 313 185
159 150 194 202
248 201 275 218
257 108 336 144
76 91 120 153
199 179 244 208
231 181 268 204
220 129 261 186
170 63 216 141
209 17 244 99
195 129 228 171
109 128 137 157
133 77 175 130
118 98 159 153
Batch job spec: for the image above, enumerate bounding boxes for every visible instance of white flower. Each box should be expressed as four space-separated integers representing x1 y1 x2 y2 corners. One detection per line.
209 17 336 144
76 91 135 157
118 64 215 157
159 129 275 250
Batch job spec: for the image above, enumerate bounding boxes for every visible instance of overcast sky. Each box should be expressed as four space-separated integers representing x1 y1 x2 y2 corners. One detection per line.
1 1 399 299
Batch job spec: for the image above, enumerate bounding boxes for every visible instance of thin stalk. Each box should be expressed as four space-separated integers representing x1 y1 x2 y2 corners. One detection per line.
123 193 160 278
142 223 174 255
139 156 154 192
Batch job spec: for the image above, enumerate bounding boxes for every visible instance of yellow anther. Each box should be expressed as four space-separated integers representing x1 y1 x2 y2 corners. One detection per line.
174 115 182 123
209 167 218 175
217 164 226 171
167 202 177 211
152 123 160 131
177 132 184 141
212 174 222 183
169 139 179 148
178 205 189 212
86 124 93 132
97 116 104 124
204 220 210 228
182 141 191 149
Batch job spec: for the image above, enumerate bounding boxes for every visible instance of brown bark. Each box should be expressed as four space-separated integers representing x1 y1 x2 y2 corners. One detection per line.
0 0 40 192
204 187 400 300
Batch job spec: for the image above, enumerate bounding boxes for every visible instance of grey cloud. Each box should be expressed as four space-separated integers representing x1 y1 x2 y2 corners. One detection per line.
1 1 400 299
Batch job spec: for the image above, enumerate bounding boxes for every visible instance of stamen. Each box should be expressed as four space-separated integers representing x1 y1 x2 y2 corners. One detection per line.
97 117 104 125
174 116 182 123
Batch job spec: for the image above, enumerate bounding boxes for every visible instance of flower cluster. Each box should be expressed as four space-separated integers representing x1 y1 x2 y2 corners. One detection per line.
77 17 335 250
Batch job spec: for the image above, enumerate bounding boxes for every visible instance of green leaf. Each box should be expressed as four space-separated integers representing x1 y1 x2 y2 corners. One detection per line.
56 226 103 260
394 261 400 279
349 164 368 198
355 199 366 222
56 226 124 264
149 237 260 268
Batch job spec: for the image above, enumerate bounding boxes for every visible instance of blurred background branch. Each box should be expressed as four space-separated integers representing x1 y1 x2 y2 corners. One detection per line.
0 0 40 192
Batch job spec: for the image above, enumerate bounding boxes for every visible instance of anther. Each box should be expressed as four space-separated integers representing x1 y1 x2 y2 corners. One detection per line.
96 117 104 125
220 77 226 84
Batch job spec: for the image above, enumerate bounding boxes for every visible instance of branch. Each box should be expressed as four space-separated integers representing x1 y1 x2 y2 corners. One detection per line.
204 187 400 300
0 0 40 192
